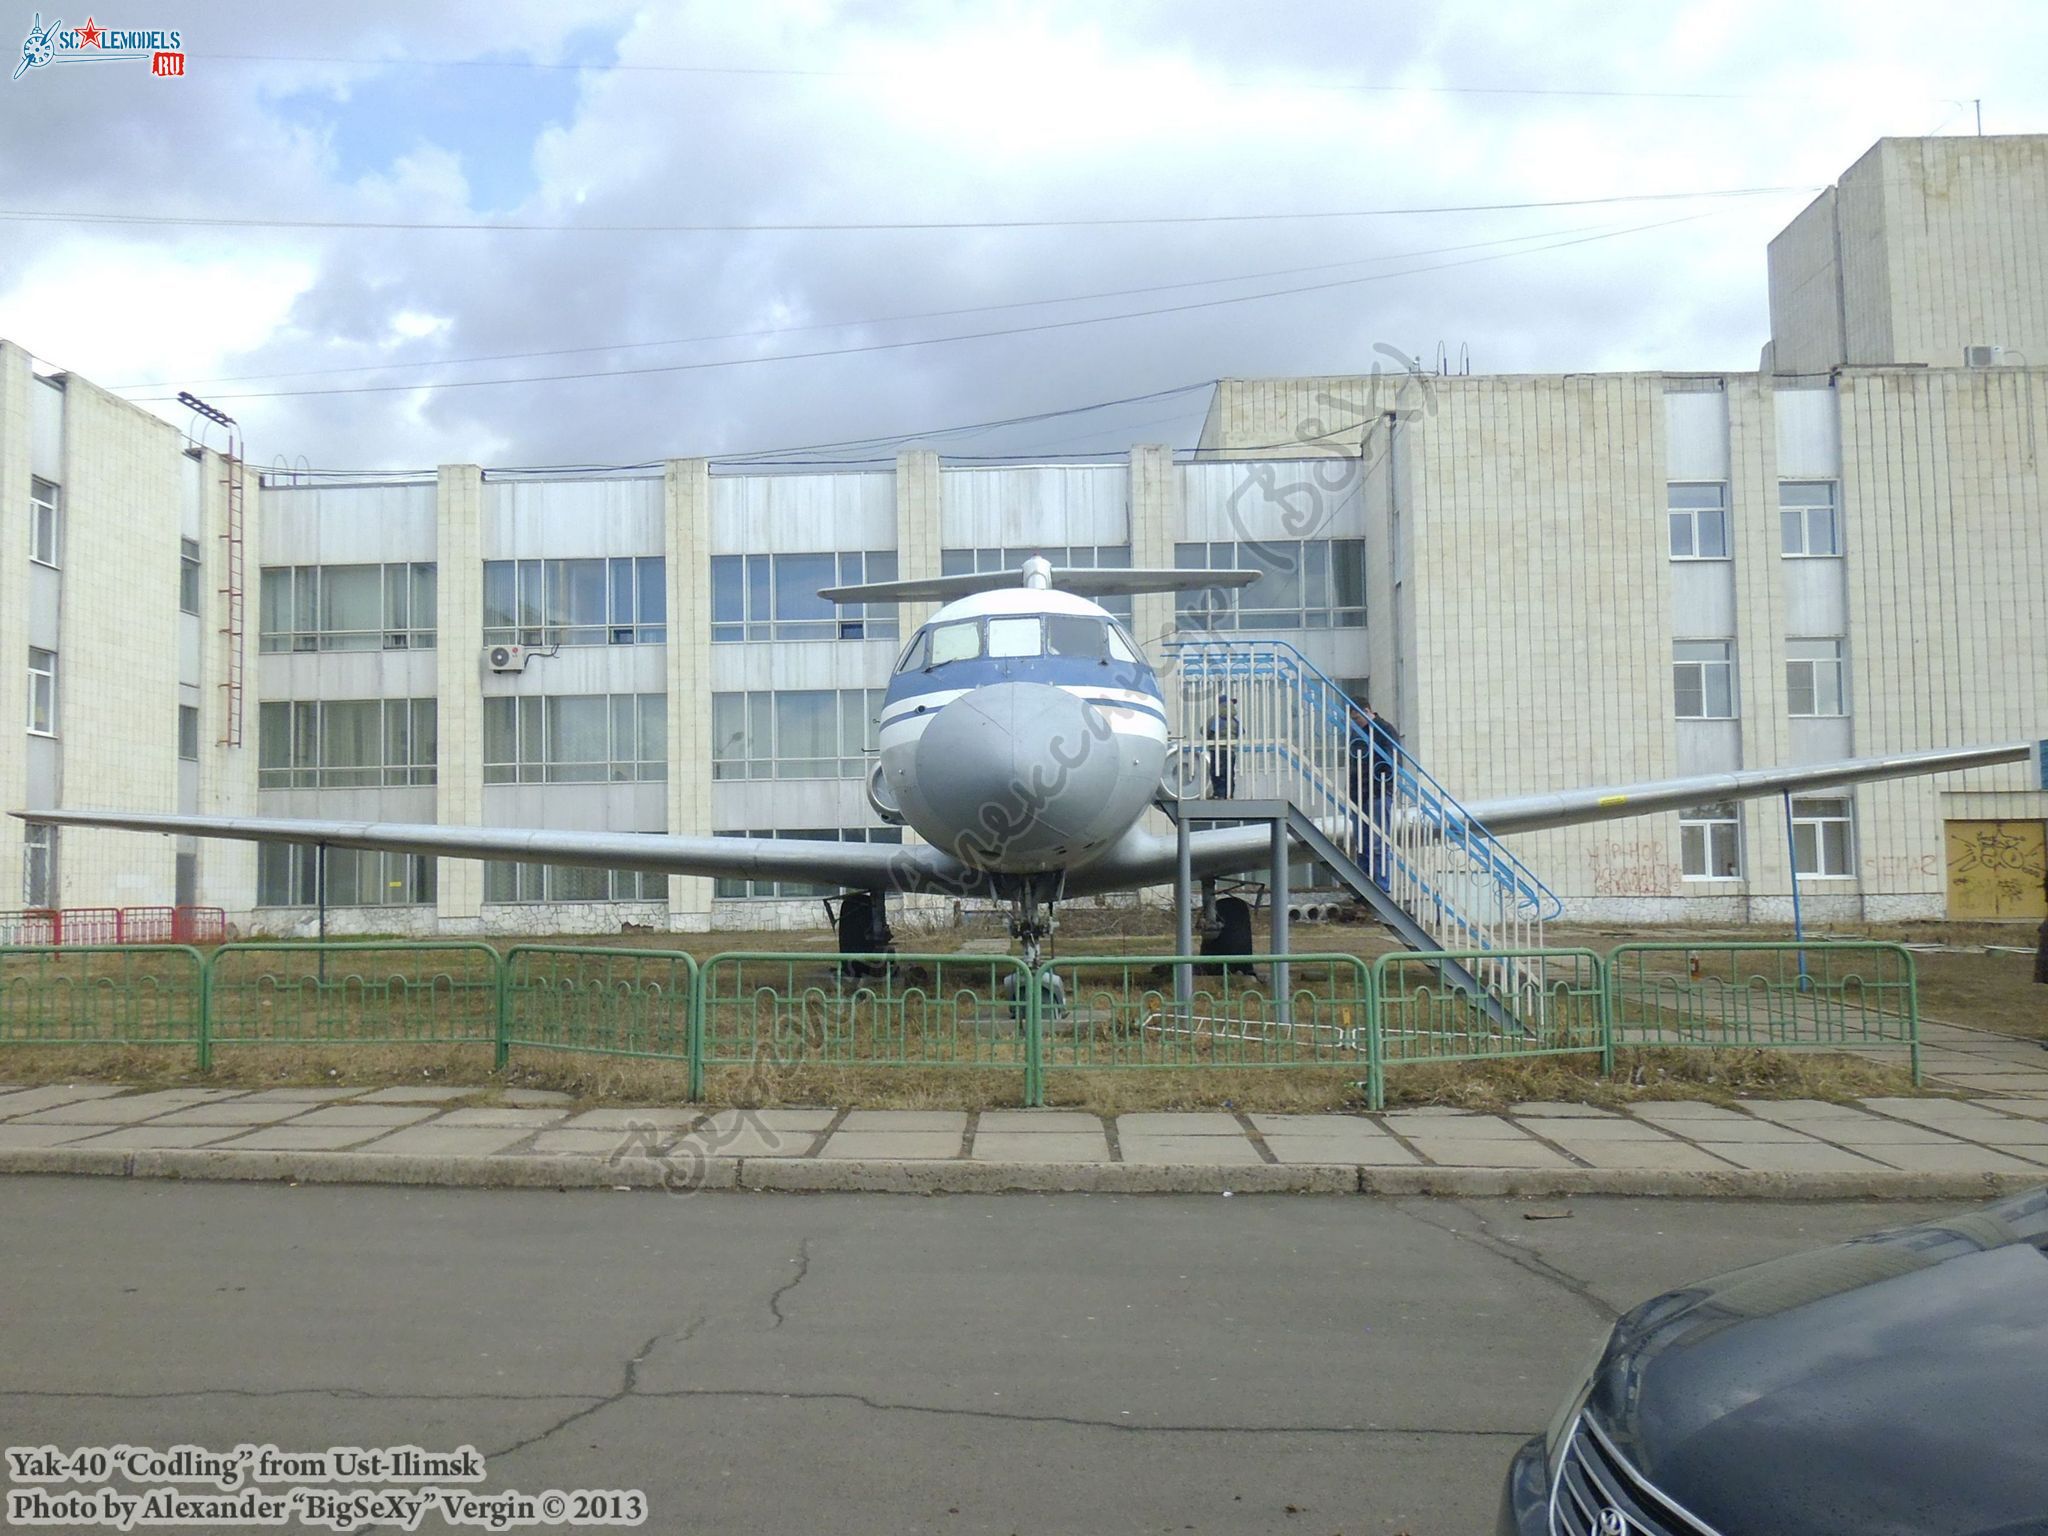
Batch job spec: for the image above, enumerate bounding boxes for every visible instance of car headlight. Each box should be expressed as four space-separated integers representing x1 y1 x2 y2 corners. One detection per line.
1543 1330 1613 1481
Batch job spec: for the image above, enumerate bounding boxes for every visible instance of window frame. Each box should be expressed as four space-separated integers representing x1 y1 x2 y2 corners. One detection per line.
1172 539 1367 630
1666 482 1731 562
1672 639 1737 720
259 563 438 653
481 693 667 785
712 826 904 899
711 689 882 781
177 703 201 761
1679 802 1742 881
940 545 1132 624
26 647 57 736
483 860 668 905
255 842 436 908
710 550 897 644
21 822 55 907
257 697 438 789
28 477 59 568
179 538 202 615
1789 796 1856 880
1785 637 1848 718
1779 480 1842 558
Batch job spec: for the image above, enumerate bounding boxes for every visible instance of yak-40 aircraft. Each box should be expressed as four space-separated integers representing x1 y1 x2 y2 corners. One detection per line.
19 559 2037 963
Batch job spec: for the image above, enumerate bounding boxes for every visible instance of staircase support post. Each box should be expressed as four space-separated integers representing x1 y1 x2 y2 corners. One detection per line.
1269 816 1290 1024
1173 808 1194 1004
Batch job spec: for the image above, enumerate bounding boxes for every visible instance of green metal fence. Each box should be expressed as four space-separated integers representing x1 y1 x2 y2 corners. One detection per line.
0 945 206 1053
204 942 502 1065
0 938 1928 1096
1370 949 1609 1107
1607 941 1921 1083
1036 954 1373 1086
696 952 1036 1102
501 945 697 1072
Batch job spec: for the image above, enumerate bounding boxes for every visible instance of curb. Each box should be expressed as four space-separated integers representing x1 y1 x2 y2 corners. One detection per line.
0 1148 2037 1200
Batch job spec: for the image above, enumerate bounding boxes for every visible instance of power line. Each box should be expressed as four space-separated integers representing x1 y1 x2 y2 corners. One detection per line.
115 218 1637 391
133 213 1721 403
0 185 1808 237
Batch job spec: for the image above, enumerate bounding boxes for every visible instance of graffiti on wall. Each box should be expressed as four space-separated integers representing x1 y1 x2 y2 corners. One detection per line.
1587 840 1681 898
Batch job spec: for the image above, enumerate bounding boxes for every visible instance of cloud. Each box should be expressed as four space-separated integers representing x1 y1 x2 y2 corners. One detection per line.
0 0 2041 468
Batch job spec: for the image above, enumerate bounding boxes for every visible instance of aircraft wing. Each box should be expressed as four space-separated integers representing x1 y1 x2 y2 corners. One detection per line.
1453 740 2039 837
9 810 1002 898
819 567 1258 604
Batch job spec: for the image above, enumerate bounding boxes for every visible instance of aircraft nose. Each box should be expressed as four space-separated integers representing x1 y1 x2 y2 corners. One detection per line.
913 682 1124 870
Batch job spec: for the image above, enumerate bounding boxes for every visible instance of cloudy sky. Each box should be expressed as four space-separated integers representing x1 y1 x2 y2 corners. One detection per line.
1 1 2042 469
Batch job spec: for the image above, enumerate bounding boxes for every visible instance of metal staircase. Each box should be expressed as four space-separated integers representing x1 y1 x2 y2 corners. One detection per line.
1165 637 1563 1025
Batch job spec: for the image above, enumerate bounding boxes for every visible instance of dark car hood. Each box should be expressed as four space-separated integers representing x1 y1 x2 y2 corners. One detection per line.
1588 1190 2048 1536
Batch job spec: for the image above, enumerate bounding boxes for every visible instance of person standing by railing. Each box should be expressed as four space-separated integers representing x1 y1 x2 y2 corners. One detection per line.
1205 694 1239 800
1347 705 1395 892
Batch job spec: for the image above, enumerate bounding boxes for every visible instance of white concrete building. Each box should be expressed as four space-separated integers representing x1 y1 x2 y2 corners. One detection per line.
4 134 2043 934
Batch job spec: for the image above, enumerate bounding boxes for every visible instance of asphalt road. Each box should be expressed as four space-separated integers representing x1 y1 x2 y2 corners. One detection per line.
0 1182 1958 1535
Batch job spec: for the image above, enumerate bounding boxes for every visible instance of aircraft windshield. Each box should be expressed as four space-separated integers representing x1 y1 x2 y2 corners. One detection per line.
1106 625 1140 663
894 630 930 673
927 621 983 666
1046 615 1110 660
987 617 1042 658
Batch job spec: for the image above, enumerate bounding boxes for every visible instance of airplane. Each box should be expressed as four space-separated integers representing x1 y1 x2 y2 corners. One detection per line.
16 556 2038 969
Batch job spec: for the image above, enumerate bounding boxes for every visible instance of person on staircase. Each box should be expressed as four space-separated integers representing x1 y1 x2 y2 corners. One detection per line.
1205 695 1240 800
1347 704 1395 893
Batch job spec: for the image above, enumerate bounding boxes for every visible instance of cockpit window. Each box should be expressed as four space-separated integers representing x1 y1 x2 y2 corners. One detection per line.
894 630 930 673
927 620 983 666
1106 624 1140 663
1046 614 1111 660
987 616 1043 658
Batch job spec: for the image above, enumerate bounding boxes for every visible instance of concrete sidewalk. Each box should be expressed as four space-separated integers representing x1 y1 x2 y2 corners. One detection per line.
2 1065 2046 1198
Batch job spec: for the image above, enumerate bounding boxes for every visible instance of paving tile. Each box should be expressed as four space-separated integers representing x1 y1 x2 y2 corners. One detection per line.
1536 1137 1738 1172
1939 1074 2048 1093
211 1125 390 1151
560 1108 704 1131
12 1093 213 1125
234 1087 364 1103
1115 1133 1264 1165
1976 1099 2048 1120
676 1126 813 1159
1263 1135 1418 1167
970 1132 1111 1163
530 1129 646 1158
1401 1135 1573 1170
0 1124 111 1149
699 1108 837 1135
1248 1114 1382 1135
64 1126 241 1150
1114 1112 1244 1136
1800 1120 1965 1146
291 1105 439 1128
1383 1112 1530 1140
1627 1101 1755 1123
1656 1118 1820 1144
1739 1099 1876 1122
1509 1102 1620 1118
817 1130 963 1160
977 1110 1104 1134
500 1089 575 1106
1512 1116 1674 1142
356 1086 486 1103
356 1126 533 1156
434 1107 570 1128
1382 1105 1480 1118
1862 1100 2048 1143
1703 1142 1888 1174
149 1102 309 1126
837 1110 967 1134
1857 1143 2047 1174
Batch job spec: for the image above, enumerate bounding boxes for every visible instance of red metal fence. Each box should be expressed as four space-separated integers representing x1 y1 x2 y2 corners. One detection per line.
0 906 225 946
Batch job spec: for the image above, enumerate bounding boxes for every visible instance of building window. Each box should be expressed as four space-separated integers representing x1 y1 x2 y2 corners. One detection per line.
1680 802 1741 879
711 690 882 780
256 843 435 907
711 550 896 643
179 538 202 614
1785 638 1847 717
943 545 1132 623
178 704 201 761
1780 481 1841 556
21 823 55 907
1790 797 1855 878
483 862 669 904
713 827 903 899
259 563 438 652
257 699 438 788
1672 640 1736 719
1172 540 1366 630
483 556 665 648
27 647 56 735
482 693 666 784
1667 483 1729 560
29 477 59 567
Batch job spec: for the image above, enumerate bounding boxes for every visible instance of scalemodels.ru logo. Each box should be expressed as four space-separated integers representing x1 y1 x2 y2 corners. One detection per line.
13 12 185 81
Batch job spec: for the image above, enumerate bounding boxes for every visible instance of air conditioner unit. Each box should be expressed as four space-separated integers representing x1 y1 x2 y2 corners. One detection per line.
1963 345 2005 368
484 643 530 673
